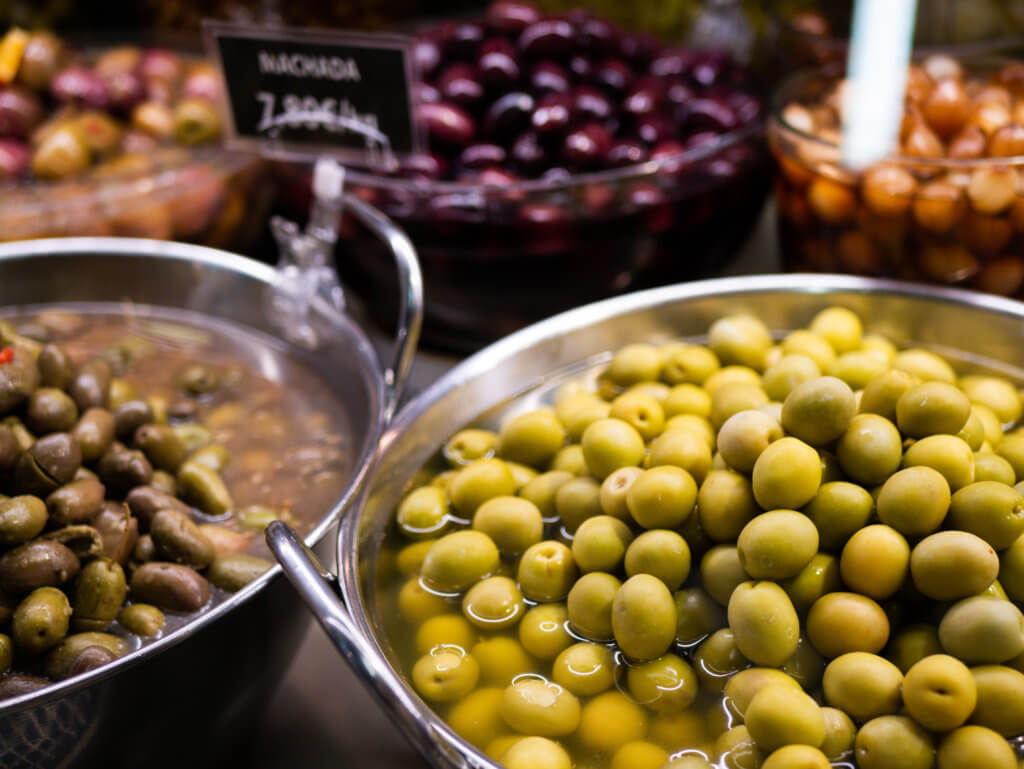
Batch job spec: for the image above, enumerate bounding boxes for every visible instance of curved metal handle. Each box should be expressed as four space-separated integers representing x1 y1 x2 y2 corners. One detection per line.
266 521 469 769
341 193 423 421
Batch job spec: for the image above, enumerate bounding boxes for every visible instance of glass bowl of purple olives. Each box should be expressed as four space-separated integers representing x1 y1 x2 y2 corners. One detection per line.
0 29 273 250
277 1 771 352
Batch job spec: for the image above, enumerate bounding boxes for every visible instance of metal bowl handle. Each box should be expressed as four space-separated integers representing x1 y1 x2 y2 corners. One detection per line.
266 521 473 769
341 192 423 421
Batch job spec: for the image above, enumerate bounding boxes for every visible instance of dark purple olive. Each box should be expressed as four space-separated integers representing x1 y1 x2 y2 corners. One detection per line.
565 7 592 25
650 48 697 79
0 86 43 139
104 71 145 112
448 23 486 59
413 82 441 104
624 77 665 118
484 91 534 137
0 138 29 179
684 130 722 153
414 37 442 79
478 38 520 89
531 92 571 136
488 1 542 34
518 19 574 58
582 181 616 214
628 181 673 231
438 64 485 110
477 166 520 186
139 49 183 85
511 131 548 172
650 139 688 173
181 65 221 103
678 97 738 133
460 143 507 170
619 33 659 65
530 61 570 94
400 152 447 181
418 101 476 146
51 67 111 109
595 58 633 94
728 90 762 123
570 86 614 123
690 51 733 88
666 80 696 109
607 138 648 167
568 54 593 81
636 115 677 145
541 166 572 183
563 122 612 168
577 18 617 54
518 202 571 253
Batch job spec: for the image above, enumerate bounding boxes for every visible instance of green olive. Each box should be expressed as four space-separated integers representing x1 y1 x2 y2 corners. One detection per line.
698 469 759 543
781 376 856 447
499 410 567 468
807 592 889 658
624 529 690 590
693 628 749 694
518 603 572 660
839 524 909 601
744 683 825 753
970 664 1024 737
752 437 822 510
859 369 918 421
938 595 1024 664
737 510 818 580
674 587 726 645
947 481 1024 550
911 530 999 601
727 581 799 667
472 496 542 557
901 654 977 732
572 515 634 574
627 653 699 713
517 541 577 602
896 381 972 438
835 414 903 486
420 531 500 594
450 458 518 517
612 574 677 661
708 314 773 371
661 344 720 386
12 586 72 655
412 647 480 702
551 642 615 696
802 481 875 550
875 466 951 537
780 553 842 614
823 651 904 722
853 715 934 769
903 434 975 491
937 725 1016 769
462 576 524 630
646 427 712 483
626 466 697 529
567 572 620 641
717 410 783 473
444 428 499 467
605 343 663 386
581 418 646 480
554 476 603 531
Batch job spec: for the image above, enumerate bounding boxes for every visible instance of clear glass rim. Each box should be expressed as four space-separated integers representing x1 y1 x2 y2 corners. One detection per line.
342 117 762 194
769 64 1024 170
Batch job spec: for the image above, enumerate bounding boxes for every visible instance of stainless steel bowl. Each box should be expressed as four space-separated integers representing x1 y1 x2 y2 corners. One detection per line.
0 220 422 769
270 273 1024 769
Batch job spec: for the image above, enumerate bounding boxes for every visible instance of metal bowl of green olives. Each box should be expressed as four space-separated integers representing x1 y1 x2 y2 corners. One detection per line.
272 273 1024 769
0 232 421 769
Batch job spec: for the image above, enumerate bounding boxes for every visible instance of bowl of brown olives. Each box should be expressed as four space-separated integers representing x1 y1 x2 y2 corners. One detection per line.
771 54 1024 293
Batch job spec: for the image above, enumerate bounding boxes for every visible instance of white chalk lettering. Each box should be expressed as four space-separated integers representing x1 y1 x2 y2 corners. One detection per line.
257 51 361 81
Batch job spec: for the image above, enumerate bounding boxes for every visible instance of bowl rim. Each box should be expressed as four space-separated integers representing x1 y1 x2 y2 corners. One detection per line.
341 115 763 195
0 236 389 716
765 0 1024 59
769 61 1024 171
337 271 1024 769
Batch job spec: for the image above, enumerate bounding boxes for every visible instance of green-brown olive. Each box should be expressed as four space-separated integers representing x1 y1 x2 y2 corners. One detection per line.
0 495 48 546
72 408 116 463
134 423 187 472
12 586 72 655
207 553 274 592
47 477 105 526
71 559 127 632
25 388 79 434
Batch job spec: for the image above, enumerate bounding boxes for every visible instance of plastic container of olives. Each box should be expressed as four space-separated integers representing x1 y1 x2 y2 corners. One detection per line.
770 55 1024 296
268 273 1024 769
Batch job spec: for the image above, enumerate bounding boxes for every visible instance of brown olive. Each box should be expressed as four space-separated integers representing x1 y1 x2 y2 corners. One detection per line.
134 423 186 472
14 433 82 496
66 645 118 677
113 399 154 441
130 562 211 612
91 502 139 565
0 674 50 699
72 407 116 462
69 359 113 411
125 485 190 530
37 344 72 389
46 477 105 526
97 442 153 496
149 509 215 569
25 387 79 434
41 525 105 561
0 424 21 472
0 347 40 413
0 540 80 594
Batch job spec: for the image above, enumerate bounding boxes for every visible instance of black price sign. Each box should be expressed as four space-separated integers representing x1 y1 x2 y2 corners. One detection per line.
204 22 422 166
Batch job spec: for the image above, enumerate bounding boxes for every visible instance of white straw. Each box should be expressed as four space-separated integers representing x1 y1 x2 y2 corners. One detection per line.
841 0 919 170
